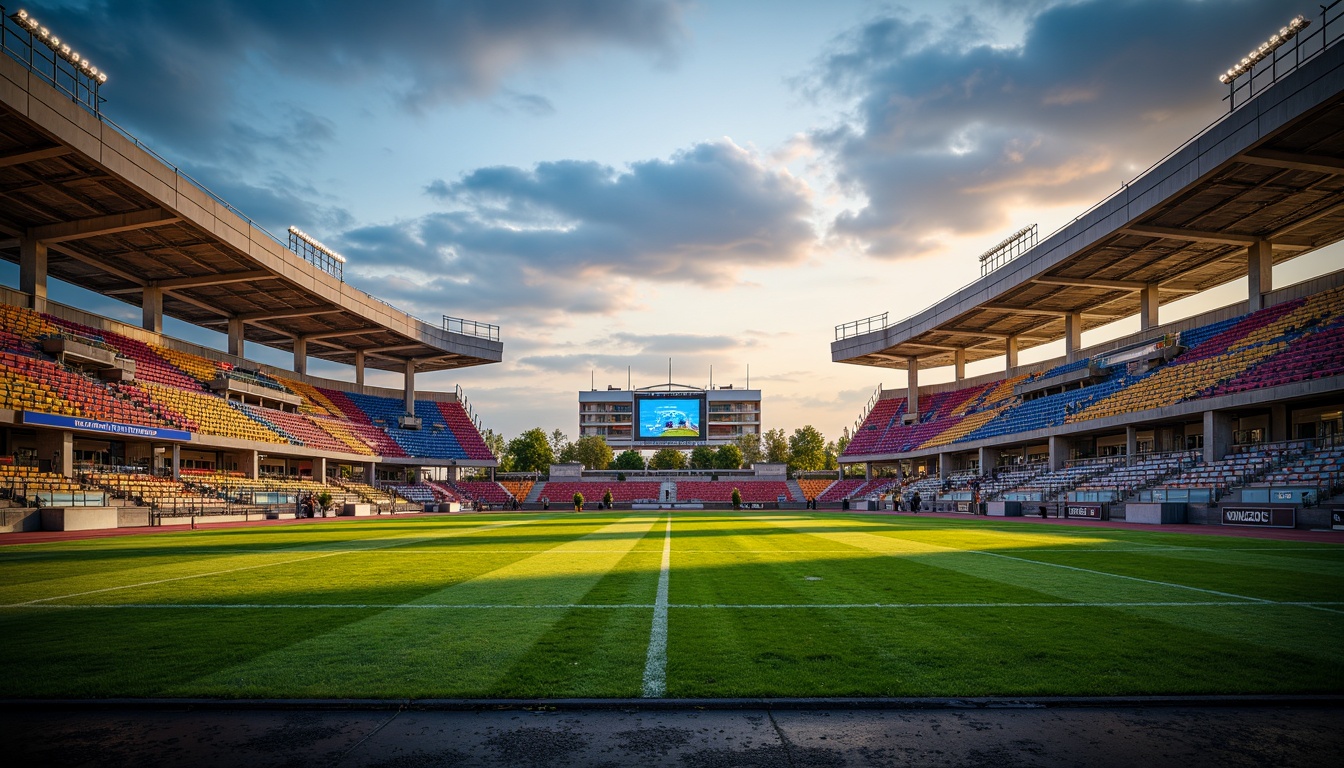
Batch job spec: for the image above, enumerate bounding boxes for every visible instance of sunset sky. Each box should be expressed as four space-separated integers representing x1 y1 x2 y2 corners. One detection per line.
8 0 1338 444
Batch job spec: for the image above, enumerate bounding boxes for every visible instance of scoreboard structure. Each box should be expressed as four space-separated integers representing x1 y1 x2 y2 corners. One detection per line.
578 383 761 451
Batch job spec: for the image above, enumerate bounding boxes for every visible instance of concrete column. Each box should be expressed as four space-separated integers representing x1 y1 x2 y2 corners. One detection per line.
1125 426 1137 467
404 358 416 415
363 461 376 484
906 357 919 416
1270 403 1288 443
354 349 366 387
293 337 308 375
939 452 954 478
171 444 181 481
19 237 48 313
315 457 327 482
37 430 73 477
141 285 163 334
1203 410 1233 464
953 349 966 382
1064 312 1082 359
1047 435 1067 471
227 318 245 358
978 446 1001 474
864 462 872 481
1005 336 1018 371
1247 239 1273 312
246 450 259 479
895 463 905 483
1140 284 1159 330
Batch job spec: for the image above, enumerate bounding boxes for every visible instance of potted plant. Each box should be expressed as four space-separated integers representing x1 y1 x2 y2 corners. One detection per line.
316 490 333 517
603 489 614 509
573 492 584 513
731 487 742 511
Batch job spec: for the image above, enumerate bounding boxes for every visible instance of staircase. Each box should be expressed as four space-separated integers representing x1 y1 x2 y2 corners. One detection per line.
786 479 805 502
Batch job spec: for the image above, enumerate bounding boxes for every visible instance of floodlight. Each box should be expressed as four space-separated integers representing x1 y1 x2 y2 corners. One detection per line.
288 226 347 263
8 9 107 85
1218 13 1310 84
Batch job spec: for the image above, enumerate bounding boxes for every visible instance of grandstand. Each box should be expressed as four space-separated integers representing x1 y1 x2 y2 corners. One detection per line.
831 33 1344 527
0 40 501 532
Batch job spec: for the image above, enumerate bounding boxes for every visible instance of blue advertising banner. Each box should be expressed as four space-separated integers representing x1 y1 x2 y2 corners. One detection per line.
22 411 192 442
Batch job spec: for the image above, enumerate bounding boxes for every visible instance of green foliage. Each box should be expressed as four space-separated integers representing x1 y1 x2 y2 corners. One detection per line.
714 443 743 470
316 491 333 510
550 428 571 458
733 433 764 467
689 445 716 469
603 489 614 506
789 425 827 473
613 450 646 471
507 428 554 474
481 428 507 460
649 448 687 470
763 428 790 465
730 487 742 510
570 435 614 470
572 492 584 510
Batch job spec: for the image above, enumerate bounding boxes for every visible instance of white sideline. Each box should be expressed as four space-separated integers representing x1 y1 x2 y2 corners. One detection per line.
641 514 672 698
969 549 1273 603
6 600 1343 610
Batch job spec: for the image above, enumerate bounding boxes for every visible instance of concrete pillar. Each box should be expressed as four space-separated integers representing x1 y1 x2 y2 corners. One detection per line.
142 285 163 334
1203 410 1233 464
864 462 872 481
404 358 416 415
1125 426 1137 467
315 457 327 482
293 337 308 375
953 349 966 382
354 349 366 387
19 237 48 313
171 444 181 481
1005 336 1018 371
1140 284 1159 330
227 318 245 358
37 430 73 477
1064 312 1082 359
939 452 954 478
1247 239 1273 312
1270 403 1288 443
363 461 376 484
906 357 919 416
895 463 905 483
1047 436 1067 471
978 446 1001 474
246 450 259 479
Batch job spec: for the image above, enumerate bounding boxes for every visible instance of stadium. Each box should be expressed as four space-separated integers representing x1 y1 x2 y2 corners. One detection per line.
0 3 1342 766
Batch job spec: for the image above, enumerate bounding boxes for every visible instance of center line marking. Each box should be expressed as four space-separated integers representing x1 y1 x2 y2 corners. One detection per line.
641 514 672 698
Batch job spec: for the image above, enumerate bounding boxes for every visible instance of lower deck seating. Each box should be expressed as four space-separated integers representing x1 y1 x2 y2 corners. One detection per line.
534 481 662 504
676 481 790 502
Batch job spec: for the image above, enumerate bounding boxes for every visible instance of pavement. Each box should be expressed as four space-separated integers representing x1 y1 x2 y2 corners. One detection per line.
3 699 1341 767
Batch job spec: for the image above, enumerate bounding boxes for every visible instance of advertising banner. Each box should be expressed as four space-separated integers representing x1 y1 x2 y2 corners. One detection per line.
1221 505 1295 528
22 411 192 442
1065 503 1104 520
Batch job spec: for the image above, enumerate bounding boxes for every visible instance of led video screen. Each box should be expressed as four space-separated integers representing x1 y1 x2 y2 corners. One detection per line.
635 394 705 440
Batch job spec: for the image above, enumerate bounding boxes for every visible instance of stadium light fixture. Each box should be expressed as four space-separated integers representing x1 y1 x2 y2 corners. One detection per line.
288 226 347 263
9 8 108 83
1219 14 1310 84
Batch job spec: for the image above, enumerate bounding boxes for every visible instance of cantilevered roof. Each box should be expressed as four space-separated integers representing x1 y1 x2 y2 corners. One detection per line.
833 39 1344 371
0 54 501 374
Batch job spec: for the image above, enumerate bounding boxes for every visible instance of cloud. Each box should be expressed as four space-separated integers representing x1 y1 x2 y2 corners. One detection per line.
336 139 815 323
807 0 1295 259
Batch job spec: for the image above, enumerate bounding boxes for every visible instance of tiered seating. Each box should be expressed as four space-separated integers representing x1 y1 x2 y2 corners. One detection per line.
1161 444 1295 492
817 478 865 501
437 401 495 460
0 351 169 426
0 465 86 498
235 404 355 453
844 398 906 455
534 481 661 504
1076 452 1200 495
676 481 790 502
1012 459 1121 498
310 416 378 455
44 315 206 391
796 478 835 500
498 480 534 501
1208 320 1344 396
425 480 462 502
452 480 515 504
384 483 441 504
317 388 414 457
1253 444 1344 493
140 382 288 444
87 472 207 507
276 376 342 417
979 463 1049 499
149 343 223 384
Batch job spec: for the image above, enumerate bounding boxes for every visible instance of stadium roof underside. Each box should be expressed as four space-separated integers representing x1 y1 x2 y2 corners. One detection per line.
833 41 1344 372
0 55 501 375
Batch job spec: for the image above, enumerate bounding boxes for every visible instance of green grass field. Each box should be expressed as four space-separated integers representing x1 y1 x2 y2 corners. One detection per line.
2 511 1341 699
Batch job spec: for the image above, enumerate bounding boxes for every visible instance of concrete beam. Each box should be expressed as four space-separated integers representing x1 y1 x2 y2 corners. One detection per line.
154 269 273 290
27 208 181 244
1122 224 1259 247
48 243 146 286
0 145 72 168
234 307 344 324
1033 276 1147 291
1238 148 1344 175
302 328 374 342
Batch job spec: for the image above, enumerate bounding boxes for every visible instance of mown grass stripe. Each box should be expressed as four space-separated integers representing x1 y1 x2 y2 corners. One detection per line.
641 514 672 698
12 601 1341 610
968 549 1271 603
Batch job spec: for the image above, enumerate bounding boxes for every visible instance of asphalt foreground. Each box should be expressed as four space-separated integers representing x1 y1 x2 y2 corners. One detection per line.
2 699 1342 767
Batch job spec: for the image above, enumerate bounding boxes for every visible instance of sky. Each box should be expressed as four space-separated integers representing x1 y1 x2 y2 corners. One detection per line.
7 0 1338 445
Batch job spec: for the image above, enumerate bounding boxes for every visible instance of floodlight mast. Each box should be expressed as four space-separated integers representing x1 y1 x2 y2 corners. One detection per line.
8 8 108 84
1218 14 1310 84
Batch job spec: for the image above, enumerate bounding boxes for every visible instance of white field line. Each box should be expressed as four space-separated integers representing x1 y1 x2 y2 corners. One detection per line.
641 514 672 699
968 549 1274 603
13 517 543 606
7 601 1343 610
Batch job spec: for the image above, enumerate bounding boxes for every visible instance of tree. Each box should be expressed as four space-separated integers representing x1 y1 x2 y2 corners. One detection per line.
763 428 789 465
549 428 571 457
649 448 687 470
613 450 645 471
689 445 716 469
481 428 506 460
790 425 827 472
507 428 554 474
570 435 613 470
823 440 840 471
734 433 763 467
714 443 742 470
603 489 614 507
572 491 584 511
730 487 742 510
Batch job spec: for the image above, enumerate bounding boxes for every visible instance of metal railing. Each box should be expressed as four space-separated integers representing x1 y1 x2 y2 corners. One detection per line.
443 316 501 342
0 6 104 115
1224 3 1342 112
835 313 888 341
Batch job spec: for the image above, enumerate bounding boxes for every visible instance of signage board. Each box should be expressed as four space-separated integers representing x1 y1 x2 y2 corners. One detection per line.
22 411 192 442
1221 505 1295 528
1065 503 1104 520
1330 509 1344 531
